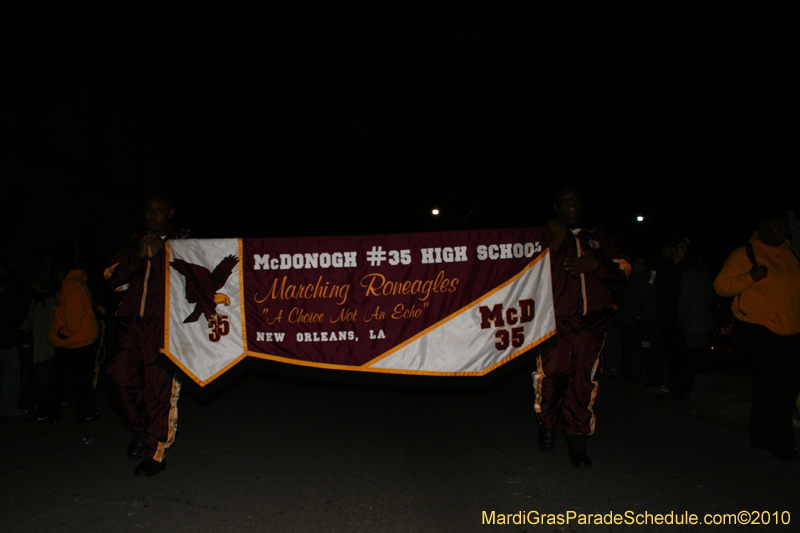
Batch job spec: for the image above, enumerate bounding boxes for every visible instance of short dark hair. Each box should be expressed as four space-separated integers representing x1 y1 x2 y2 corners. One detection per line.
670 236 690 249
748 193 789 227
754 206 788 226
551 186 581 204
144 193 174 209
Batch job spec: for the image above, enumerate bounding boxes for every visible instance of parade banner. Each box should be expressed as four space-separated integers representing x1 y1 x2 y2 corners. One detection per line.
162 228 555 386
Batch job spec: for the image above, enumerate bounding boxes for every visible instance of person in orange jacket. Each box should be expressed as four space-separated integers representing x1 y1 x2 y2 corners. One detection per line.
37 267 100 423
714 206 800 460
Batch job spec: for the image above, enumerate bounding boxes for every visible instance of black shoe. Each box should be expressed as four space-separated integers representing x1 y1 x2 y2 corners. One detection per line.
643 376 663 388
565 432 592 468
0 408 28 419
538 426 556 453
134 458 166 477
773 449 799 461
127 434 146 461
77 412 101 423
568 448 592 467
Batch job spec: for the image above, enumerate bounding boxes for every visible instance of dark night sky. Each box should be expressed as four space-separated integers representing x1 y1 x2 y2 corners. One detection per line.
5 5 797 278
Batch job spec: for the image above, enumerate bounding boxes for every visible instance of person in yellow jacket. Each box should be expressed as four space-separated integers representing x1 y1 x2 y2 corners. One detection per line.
714 208 800 460
37 268 101 423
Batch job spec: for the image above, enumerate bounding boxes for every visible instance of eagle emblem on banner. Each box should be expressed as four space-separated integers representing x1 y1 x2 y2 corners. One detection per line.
170 255 240 333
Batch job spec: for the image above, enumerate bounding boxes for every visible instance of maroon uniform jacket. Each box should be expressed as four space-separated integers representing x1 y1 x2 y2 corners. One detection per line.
104 224 190 322
550 227 631 319
104 223 189 463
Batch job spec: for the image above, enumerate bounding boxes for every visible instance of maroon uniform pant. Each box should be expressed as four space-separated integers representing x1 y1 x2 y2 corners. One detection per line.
533 315 606 435
107 317 180 462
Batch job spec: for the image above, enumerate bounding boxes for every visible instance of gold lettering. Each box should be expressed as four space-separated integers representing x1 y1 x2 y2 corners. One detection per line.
360 272 385 297
330 307 358 324
359 271 459 301
288 307 325 324
266 309 283 325
364 306 385 322
392 303 422 320
420 279 433 301
253 276 350 306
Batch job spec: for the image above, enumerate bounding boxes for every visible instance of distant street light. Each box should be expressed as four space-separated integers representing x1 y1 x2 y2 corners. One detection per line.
432 209 440 215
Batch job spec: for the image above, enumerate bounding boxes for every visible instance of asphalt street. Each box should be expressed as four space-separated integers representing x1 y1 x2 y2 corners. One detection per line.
2 368 798 533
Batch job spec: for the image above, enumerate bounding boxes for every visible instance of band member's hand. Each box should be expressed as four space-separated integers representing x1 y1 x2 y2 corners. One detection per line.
138 233 164 258
750 264 768 282
549 220 567 252
564 255 600 274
